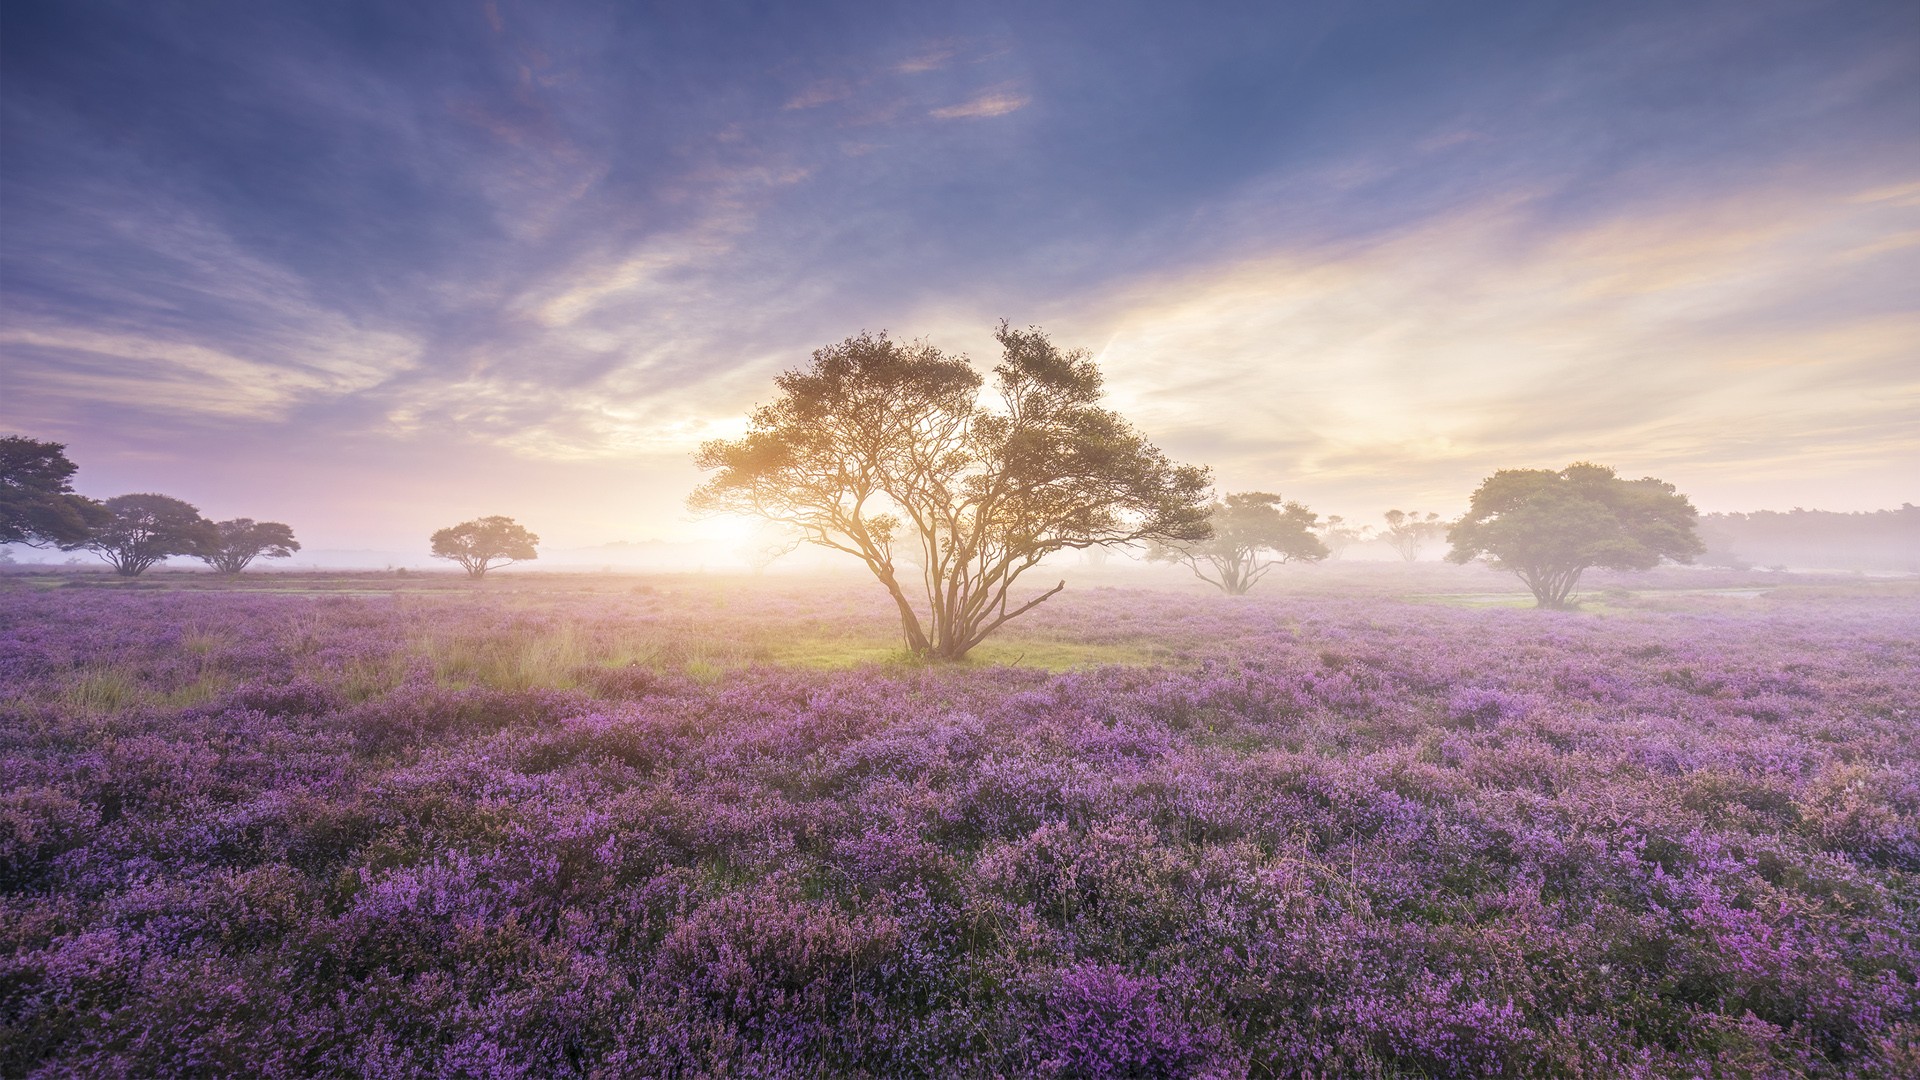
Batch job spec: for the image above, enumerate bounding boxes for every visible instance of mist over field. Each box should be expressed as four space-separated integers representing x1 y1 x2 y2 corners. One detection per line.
4 0 1918 1076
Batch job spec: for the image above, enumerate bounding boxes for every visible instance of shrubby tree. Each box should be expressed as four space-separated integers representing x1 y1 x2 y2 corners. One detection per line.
1447 462 1704 608
692 323 1211 660
196 518 301 574
1 435 107 548
1150 491 1326 594
1314 514 1372 559
85 493 216 577
1382 509 1447 562
431 515 539 578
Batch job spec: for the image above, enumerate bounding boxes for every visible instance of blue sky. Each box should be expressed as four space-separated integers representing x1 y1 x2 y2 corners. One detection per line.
3 0 1916 550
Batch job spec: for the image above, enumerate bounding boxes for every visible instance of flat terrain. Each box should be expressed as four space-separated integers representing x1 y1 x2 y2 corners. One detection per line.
2 567 1916 1076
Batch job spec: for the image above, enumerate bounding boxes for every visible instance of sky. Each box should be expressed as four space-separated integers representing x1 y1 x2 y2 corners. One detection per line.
2 0 1916 553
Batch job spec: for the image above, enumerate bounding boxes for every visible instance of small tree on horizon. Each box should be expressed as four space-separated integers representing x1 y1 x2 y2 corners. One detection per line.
197 518 301 574
1 435 108 549
1150 491 1327 594
85 493 216 577
1382 509 1448 562
692 323 1211 660
1314 515 1372 559
431 516 540 578
1446 462 1704 608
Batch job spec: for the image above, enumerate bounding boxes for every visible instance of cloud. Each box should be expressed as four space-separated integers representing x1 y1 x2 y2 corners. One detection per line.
784 79 855 110
930 87 1030 119
1 324 415 420
895 45 957 74
1075 181 1920 513
0 192 421 425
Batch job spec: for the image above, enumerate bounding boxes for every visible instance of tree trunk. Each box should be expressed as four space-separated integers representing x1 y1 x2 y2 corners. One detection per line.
1520 565 1584 608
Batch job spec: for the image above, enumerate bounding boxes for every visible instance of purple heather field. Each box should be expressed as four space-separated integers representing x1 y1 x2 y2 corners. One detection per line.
2 566 1917 1078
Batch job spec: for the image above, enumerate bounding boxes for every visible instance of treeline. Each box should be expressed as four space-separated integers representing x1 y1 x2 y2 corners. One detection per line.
0 436 300 576
1699 506 1920 571
2 435 547 579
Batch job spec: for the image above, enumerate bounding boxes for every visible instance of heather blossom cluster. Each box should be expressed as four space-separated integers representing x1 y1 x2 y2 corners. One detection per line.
1 574 1916 1076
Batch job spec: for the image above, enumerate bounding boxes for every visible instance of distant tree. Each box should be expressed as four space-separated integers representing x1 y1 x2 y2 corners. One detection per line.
1314 514 1372 560
1698 505 1920 572
431 515 539 578
1150 491 1327 594
1 435 108 548
196 518 301 574
85 493 216 577
1382 509 1448 562
1446 462 1704 608
692 323 1211 660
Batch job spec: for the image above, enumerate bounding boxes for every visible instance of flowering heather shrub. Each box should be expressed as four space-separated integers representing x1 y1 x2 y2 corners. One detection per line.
1 574 1917 1076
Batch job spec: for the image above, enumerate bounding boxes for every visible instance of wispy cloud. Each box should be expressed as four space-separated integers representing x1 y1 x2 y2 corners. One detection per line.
2 325 414 420
784 79 855 110
895 44 957 74
930 86 1029 119
1079 182 1920 514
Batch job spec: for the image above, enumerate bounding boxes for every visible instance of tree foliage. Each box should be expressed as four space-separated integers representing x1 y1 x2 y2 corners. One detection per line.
1150 491 1326 594
1314 515 1372 560
431 516 539 578
1381 509 1447 562
692 323 1211 659
197 518 301 574
84 493 216 577
1447 462 1704 607
0 435 107 548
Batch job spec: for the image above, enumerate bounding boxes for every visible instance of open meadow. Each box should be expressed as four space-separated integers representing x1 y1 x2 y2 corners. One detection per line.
2 566 1917 1077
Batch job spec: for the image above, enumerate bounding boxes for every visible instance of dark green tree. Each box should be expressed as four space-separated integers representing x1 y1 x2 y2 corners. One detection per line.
692 323 1211 659
431 516 539 578
196 518 301 574
85 494 216 577
1150 491 1327 594
1446 462 1704 607
0 435 107 548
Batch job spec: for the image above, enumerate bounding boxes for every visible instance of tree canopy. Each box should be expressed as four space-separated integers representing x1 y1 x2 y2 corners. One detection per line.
1314 515 1372 560
1150 491 1326 594
431 516 539 578
197 518 301 574
0 435 107 548
85 493 216 577
1446 462 1704 607
1381 509 1447 562
692 323 1211 659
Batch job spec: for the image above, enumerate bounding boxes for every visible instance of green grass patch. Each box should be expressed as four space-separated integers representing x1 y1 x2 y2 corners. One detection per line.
55 666 229 712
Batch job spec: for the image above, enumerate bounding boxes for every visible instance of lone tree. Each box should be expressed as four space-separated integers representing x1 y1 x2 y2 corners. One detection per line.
1 435 107 548
692 323 1211 660
431 516 539 578
1314 514 1372 560
85 493 216 577
1382 509 1448 562
1447 462 1704 608
1150 491 1327 594
196 518 301 574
